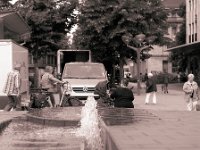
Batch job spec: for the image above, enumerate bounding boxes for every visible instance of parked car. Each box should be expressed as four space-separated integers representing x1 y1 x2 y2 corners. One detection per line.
61 62 108 100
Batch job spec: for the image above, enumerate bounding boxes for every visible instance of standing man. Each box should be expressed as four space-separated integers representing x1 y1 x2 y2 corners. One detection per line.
3 64 21 111
145 73 157 104
183 74 199 111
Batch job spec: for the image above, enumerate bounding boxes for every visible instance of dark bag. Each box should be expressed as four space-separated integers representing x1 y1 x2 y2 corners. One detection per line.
61 96 83 107
30 93 49 108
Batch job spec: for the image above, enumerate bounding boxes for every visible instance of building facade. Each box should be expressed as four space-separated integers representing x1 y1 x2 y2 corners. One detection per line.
168 0 200 83
146 0 185 74
186 0 200 43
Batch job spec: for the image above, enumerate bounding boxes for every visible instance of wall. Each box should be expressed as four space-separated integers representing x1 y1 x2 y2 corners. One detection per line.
0 41 12 96
146 45 172 73
12 41 29 96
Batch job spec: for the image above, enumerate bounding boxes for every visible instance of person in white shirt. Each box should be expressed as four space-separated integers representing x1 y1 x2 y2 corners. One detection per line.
183 74 199 111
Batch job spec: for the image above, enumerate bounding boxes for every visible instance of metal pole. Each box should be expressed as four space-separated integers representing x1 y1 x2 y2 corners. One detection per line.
136 48 141 95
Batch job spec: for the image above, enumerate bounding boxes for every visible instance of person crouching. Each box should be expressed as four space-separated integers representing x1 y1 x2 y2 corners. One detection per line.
110 80 134 108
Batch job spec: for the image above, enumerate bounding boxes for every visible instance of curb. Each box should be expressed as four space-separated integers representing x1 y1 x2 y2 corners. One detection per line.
26 114 80 127
0 119 12 134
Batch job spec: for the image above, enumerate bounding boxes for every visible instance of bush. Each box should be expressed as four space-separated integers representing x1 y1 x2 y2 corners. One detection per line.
128 72 179 84
155 72 178 84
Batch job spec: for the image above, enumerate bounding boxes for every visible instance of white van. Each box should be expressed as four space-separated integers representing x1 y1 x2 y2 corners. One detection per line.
61 62 107 99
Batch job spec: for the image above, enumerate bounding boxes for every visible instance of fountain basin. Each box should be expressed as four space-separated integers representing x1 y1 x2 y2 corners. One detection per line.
0 117 84 150
27 107 82 127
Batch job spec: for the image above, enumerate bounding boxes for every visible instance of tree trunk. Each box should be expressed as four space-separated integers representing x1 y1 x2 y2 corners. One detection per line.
112 63 116 85
33 58 40 88
119 59 124 84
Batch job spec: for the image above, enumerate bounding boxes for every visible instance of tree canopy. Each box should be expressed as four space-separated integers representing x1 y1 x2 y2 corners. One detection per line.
14 0 78 60
74 0 168 64
0 0 12 10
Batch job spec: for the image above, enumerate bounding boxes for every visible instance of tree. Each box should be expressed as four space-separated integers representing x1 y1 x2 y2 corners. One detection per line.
74 0 168 81
14 0 78 87
0 0 12 10
14 0 78 58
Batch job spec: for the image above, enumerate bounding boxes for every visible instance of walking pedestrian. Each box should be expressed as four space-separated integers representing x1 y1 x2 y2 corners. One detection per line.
183 74 199 111
145 73 157 104
163 70 169 94
3 64 21 111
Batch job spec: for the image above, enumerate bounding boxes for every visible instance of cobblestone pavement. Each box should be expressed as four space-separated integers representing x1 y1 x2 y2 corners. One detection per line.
104 84 200 150
134 90 186 111
105 110 200 150
0 111 27 125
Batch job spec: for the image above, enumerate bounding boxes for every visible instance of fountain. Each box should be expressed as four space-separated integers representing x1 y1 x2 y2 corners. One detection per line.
76 96 103 150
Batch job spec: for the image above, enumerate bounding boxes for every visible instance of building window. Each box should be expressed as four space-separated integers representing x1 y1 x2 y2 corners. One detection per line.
195 14 197 23
192 23 194 33
195 21 197 41
192 34 194 42
195 33 197 41
189 24 191 43
192 23 194 42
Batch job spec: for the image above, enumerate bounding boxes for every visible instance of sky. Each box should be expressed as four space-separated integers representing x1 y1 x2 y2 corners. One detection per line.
10 0 18 4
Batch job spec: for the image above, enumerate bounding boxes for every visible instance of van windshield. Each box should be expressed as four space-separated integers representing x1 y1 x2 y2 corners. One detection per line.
62 64 106 79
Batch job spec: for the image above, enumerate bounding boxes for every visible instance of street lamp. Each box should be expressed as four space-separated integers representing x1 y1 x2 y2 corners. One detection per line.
122 33 155 95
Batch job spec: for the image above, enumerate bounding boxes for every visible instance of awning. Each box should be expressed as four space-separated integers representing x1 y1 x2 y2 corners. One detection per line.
166 41 200 54
0 11 31 39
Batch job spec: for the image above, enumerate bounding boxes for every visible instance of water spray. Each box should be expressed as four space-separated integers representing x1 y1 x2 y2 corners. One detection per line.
76 96 103 150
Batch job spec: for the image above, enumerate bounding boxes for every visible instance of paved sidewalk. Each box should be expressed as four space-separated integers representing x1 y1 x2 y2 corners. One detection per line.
101 85 200 150
0 111 27 135
104 110 200 150
134 90 186 111
0 111 27 124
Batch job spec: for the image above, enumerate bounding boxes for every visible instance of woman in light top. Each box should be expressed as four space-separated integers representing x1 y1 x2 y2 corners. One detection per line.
183 74 199 111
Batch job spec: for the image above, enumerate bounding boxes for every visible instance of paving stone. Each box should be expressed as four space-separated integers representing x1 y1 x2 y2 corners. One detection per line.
101 88 200 150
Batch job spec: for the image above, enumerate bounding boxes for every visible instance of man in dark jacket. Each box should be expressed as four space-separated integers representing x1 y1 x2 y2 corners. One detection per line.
145 73 157 104
110 80 134 108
